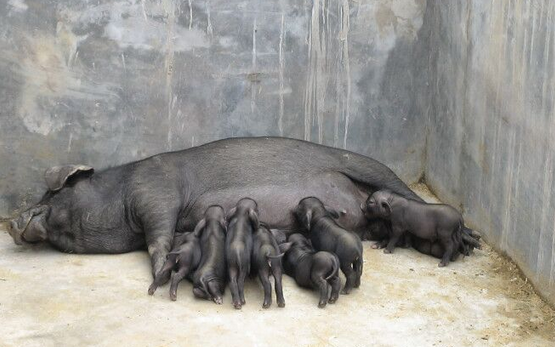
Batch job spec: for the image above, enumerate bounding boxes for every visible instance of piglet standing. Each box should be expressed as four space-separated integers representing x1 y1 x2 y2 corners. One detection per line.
148 230 202 301
363 190 467 267
280 234 341 308
294 197 363 294
191 205 228 304
251 224 286 308
226 198 260 309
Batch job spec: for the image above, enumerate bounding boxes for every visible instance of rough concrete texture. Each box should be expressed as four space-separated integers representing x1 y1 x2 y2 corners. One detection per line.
1 184 554 347
421 1 555 305
0 0 427 214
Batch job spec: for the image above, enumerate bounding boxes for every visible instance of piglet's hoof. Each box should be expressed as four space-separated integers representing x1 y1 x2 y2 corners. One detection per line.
277 302 286 308
147 286 156 296
371 243 380 249
383 249 392 254
233 302 242 310
262 303 271 309
438 262 447 267
213 297 223 305
340 289 351 295
318 302 327 308
328 297 337 304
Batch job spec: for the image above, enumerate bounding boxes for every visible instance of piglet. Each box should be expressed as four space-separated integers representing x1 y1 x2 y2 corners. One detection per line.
294 197 363 294
148 230 201 301
191 205 228 304
226 198 260 309
251 224 285 308
363 190 468 267
280 233 341 308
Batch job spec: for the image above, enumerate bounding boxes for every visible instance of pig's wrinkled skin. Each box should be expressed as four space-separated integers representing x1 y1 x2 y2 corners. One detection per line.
294 197 363 294
7 137 478 285
190 205 227 304
148 230 202 301
363 190 468 267
225 198 259 309
251 224 285 308
280 234 341 308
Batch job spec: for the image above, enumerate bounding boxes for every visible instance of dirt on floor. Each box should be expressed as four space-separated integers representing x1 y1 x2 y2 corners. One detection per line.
0 184 554 347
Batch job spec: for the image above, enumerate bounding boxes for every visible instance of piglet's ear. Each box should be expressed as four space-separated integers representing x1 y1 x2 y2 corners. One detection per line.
324 205 344 219
226 207 237 221
381 201 392 217
279 242 292 253
219 217 227 232
304 211 312 230
249 209 260 230
192 218 206 237
44 165 93 191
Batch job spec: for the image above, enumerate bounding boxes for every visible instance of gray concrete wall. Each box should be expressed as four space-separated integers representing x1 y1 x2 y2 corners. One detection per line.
0 0 428 214
423 0 555 304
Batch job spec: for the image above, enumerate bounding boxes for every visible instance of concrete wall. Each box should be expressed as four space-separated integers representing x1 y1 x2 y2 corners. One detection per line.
0 0 428 214
423 0 555 304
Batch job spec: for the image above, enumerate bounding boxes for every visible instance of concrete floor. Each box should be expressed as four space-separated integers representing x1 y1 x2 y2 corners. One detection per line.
1 185 554 347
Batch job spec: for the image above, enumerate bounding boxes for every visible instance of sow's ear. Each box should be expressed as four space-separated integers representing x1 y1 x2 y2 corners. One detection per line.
44 165 94 191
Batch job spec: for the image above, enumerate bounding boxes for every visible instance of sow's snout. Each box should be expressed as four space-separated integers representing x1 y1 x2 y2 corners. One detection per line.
7 215 25 245
7 206 49 245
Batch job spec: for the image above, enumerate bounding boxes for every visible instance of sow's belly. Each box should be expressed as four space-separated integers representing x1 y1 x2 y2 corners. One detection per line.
184 172 370 232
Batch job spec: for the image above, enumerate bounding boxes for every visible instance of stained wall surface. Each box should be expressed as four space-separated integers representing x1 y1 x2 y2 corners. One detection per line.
423 1 555 304
0 0 428 214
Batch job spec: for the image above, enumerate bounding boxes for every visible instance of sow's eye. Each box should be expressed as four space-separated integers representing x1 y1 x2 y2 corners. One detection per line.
48 208 69 228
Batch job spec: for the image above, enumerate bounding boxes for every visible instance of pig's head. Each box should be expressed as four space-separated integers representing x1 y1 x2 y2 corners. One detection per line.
362 190 393 219
7 165 93 245
227 198 260 230
294 197 343 230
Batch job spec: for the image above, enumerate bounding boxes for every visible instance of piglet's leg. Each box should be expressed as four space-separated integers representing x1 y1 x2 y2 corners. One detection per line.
207 281 224 305
273 269 286 308
193 286 209 299
169 265 190 301
384 232 402 254
228 268 242 309
328 276 341 304
371 239 389 249
312 275 330 308
439 240 454 267
238 271 247 305
258 272 272 309
341 263 356 295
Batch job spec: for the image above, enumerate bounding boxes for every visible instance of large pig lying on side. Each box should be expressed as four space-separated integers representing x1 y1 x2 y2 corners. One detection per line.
7 137 479 285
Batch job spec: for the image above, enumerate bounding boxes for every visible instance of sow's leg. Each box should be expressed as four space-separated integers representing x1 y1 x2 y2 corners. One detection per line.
143 209 179 283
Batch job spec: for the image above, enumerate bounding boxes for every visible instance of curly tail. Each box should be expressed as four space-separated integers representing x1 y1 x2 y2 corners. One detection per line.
326 256 340 280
